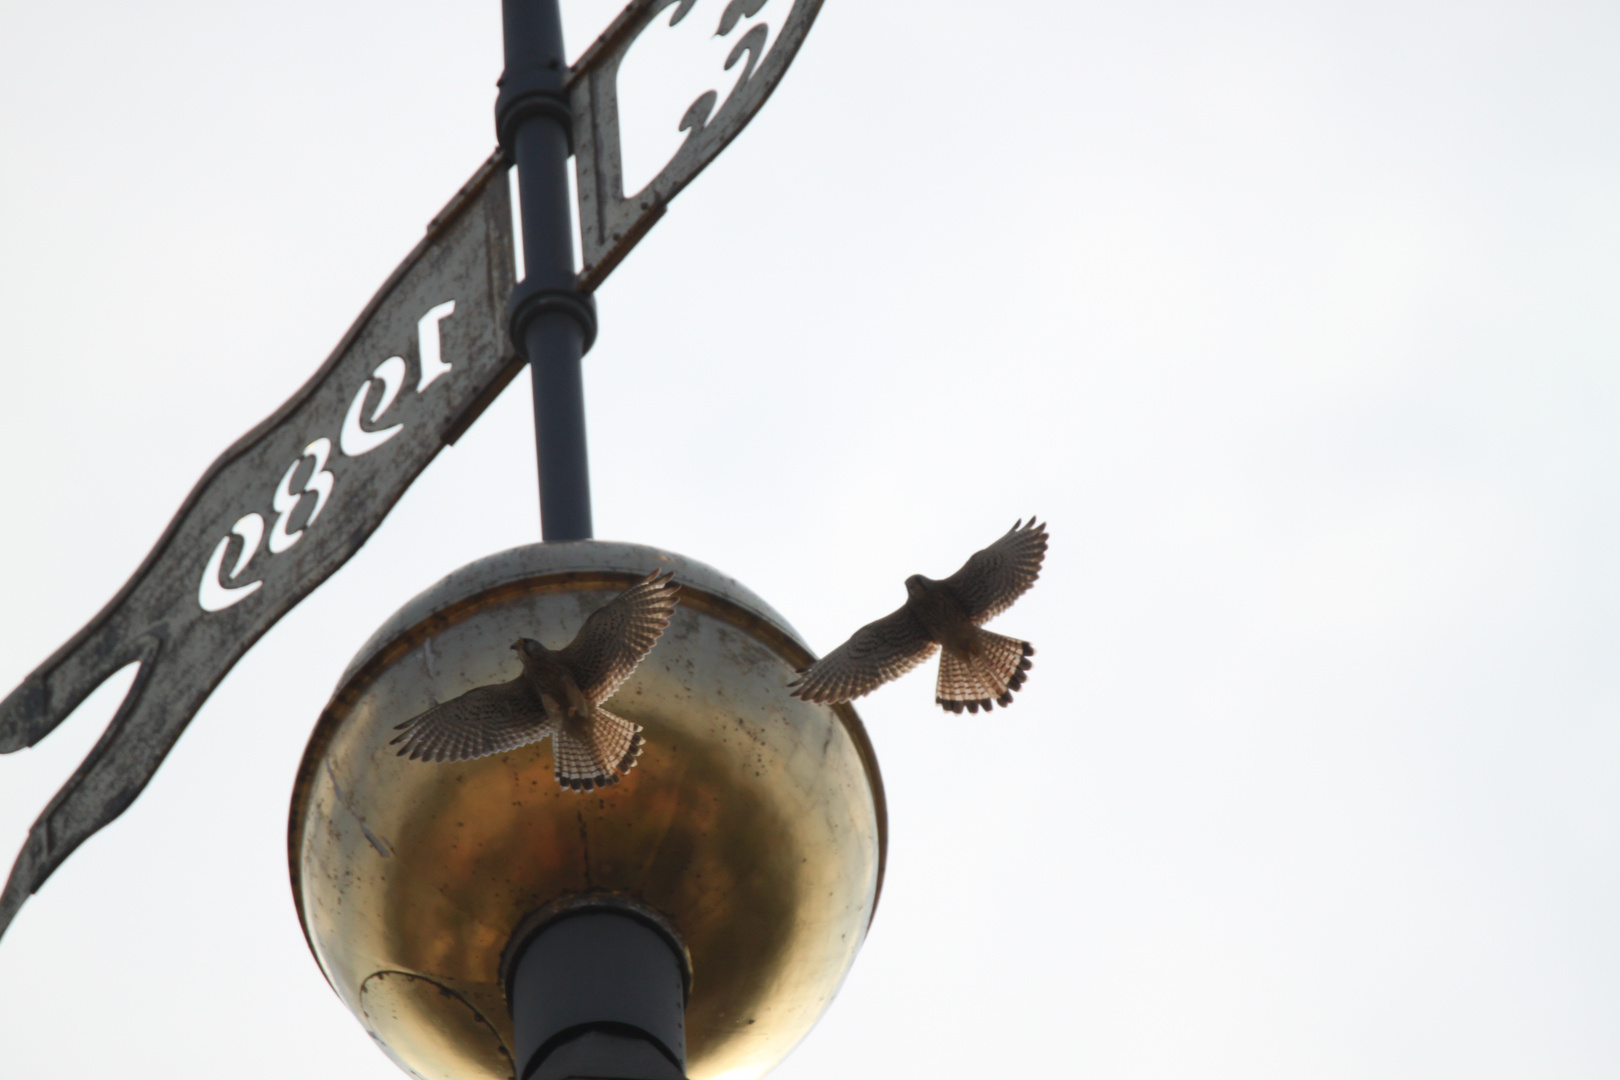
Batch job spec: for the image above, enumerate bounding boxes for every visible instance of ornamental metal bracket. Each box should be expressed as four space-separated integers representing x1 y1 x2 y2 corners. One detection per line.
0 153 519 942
569 0 824 291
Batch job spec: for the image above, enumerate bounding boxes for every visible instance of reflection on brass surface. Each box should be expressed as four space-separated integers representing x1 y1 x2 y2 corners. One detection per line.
290 543 884 1080
361 971 513 1080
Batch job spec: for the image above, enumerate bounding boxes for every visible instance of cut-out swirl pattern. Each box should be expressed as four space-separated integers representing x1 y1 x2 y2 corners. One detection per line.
570 0 825 290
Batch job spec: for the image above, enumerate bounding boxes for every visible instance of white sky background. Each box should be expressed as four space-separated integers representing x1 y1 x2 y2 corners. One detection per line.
2 0 1620 1076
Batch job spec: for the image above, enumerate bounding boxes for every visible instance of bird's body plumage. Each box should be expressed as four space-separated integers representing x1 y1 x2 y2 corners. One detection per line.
788 520 1047 712
391 571 681 790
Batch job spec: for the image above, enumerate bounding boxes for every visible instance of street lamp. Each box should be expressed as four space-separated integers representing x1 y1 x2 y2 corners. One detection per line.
293 541 883 1080
0 2 872 1078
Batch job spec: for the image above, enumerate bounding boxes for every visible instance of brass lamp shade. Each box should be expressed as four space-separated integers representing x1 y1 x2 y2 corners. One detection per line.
288 541 886 1080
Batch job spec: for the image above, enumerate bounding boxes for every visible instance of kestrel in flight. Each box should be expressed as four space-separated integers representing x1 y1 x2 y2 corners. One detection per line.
788 520 1048 713
391 571 681 791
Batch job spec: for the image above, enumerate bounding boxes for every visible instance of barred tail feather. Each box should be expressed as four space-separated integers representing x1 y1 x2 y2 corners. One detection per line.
552 707 645 792
934 630 1035 714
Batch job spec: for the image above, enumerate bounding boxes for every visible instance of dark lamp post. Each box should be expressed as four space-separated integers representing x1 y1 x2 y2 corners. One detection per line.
508 909 688 1080
499 0 596 541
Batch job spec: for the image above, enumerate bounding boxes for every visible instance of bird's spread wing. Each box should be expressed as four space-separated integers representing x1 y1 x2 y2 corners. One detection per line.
789 605 939 703
939 518 1048 625
390 677 551 763
560 571 681 704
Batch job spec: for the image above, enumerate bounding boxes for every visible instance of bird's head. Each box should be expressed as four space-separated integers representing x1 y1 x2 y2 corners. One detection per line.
511 638 543 659
904 574 929 599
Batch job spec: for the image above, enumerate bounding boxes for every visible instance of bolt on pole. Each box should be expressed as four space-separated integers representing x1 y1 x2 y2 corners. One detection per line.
498 0 596 541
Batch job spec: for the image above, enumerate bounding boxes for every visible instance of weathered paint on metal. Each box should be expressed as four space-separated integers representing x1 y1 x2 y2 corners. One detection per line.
0 152 519 942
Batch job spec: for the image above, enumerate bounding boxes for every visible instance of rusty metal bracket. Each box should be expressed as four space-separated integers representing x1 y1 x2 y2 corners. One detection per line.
568 0 825 292
0 151 519 943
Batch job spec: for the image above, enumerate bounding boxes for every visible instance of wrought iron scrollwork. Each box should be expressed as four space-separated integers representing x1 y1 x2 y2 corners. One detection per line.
569 0 825 290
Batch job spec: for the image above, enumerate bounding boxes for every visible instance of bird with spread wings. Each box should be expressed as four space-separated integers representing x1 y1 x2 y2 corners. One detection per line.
391 571 680 791
789 520 1048 713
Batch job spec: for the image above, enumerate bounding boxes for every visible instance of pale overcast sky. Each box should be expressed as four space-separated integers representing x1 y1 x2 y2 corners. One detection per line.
4 2 1620 1077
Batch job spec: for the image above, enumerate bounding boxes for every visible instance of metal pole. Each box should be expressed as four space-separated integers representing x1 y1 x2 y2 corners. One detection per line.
507 909 688 1080
498 0 596 541
496 8 686 1075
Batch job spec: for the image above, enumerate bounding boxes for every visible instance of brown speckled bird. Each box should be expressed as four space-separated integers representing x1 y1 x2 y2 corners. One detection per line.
391 571 680 791
788 520 1048 713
